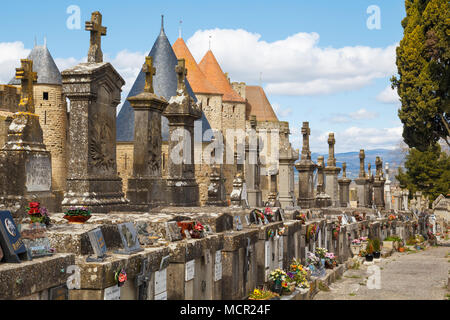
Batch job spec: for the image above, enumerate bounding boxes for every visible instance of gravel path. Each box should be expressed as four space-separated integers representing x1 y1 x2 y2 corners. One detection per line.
314 243 450 300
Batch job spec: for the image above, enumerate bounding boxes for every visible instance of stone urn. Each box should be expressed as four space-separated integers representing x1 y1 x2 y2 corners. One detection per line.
350 244 361 256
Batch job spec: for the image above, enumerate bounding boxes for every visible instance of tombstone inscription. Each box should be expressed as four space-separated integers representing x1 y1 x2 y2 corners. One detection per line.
0 211 31 263
115 223 143 255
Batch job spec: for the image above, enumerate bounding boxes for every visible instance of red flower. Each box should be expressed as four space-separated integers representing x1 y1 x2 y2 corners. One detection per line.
118 273 127 283
29 202 40 208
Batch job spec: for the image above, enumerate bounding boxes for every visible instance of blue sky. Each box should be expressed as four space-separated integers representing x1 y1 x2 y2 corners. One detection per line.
0 0 406 153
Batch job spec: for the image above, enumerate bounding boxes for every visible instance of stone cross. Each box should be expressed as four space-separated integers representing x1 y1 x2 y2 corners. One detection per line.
135 258 151 300
175 59 188 93
317 156 325 194
85 11 107 63
375 156 383 179
16 59 37 112
301 122 311 160
342 162 347 178
143 56 156 93
327 133 336 167
359 149 366 178
367 163 372 178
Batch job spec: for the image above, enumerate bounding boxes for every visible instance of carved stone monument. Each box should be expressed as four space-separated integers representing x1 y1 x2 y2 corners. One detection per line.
384 162 392 210
295 122 317 208
278 121 298 209
367 163 374 208
206 163 227 206
0 59 54 217
355 150 369 208
315 156 331 208
324 133 341 207
338 162 351 207
373 156 385 209
267 167 280 207
61 11 128 213
126 57 168 210
245 116 262 207
163 59 201 206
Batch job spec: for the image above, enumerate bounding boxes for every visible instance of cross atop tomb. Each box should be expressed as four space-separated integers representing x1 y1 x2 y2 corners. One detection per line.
359 149 366 178
342 162 347 178
301 122 311 160
142 57 156 93
327 133 336 167
175 59 188 93
85 11 107 63
16 59 37 112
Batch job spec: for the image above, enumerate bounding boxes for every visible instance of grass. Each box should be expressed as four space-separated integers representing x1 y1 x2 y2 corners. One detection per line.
349 293 356 297
446 294 450 300
345 275 362 279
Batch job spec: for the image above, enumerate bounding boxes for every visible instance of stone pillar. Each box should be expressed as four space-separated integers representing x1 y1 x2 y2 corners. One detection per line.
415 191 422 211
393 190 402 211
384 162 392 210
61 14 129 212
0 59 55 217
372 156 385 209
245 116 262 207
126 57 168 209
402 189 409 211
324 133 341 207
315 156 331 208
367 163 374 208
267 168 280 207
338 162 351 207
355 149 369 208
278 121 298 209
163 59 202 207
295 122 316 208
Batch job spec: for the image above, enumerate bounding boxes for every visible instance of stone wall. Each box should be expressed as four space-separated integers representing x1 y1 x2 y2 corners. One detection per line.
117 142 134 195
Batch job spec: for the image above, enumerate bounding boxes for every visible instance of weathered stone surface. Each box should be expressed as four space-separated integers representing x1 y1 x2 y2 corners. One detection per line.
295 122 316 208
0 253 74 300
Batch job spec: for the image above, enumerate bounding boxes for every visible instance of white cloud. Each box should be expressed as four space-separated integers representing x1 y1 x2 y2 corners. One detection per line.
324 108 378 123
377 85 400 104
187 29 397 96
0 42 30 83
272 103 293 118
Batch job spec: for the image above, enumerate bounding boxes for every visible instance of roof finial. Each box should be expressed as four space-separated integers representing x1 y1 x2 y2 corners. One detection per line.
161 15 164 31
179 19 182 39
34 36 37 47
209 35 212 50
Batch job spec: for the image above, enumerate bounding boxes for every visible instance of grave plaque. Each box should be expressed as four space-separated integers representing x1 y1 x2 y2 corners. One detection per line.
154 268 167 296
214 250 222 282
115 222 143 255
104 285 121 300
204 249 212 265
25 154 52 192
235 216 243 231
0 211 31 263
86 228 107 262
21 223 53 258
185 260 195 281
49 285 68 300
264 241 270 268
184 230 192 239
165 222 182 242
155 291 167 300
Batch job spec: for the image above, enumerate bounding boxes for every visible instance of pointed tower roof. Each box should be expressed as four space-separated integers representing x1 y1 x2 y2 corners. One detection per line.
173 37 222 95
116 17 212 142
245 85 279 122
9 44 61 85
198 50 245 103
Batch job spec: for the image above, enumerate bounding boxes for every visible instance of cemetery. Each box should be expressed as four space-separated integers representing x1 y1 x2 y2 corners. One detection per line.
0 8 448 302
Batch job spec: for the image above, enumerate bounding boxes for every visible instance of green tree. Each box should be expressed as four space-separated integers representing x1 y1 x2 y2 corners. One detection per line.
391 0 450 151
396 143 450 202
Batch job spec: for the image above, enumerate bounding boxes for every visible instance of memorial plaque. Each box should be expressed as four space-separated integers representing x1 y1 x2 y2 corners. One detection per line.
115 222 143 255
154 268 167 296
0 211 30 263
165 221 182 242
264 241 270 268
215 250 222 281
185 260 195 281
86 228 107 262
49 285 68 300
104 285 121 300
21 223 53 258
25 154 52 192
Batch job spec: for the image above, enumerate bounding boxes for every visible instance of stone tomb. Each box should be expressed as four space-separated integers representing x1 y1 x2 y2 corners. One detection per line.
166 234 224 300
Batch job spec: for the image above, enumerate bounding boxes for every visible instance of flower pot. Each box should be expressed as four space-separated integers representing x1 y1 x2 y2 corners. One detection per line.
63 215 91 224
350 244 361 255
373 251 381 259
272 280 282 294
365 254 374 262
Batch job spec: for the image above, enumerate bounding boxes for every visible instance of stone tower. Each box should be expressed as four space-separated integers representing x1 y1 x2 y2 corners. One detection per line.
9 42 67 197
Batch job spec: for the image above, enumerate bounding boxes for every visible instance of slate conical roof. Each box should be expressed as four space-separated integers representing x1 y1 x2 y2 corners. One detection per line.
9 44 61 85
198 50 245 103
116 22 212 142
173 38 222 95
245 86 279 122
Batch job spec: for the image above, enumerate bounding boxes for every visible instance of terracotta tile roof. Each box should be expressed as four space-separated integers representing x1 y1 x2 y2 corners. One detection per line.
198 50 245 103
245 86 279 122
173 38 222 96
